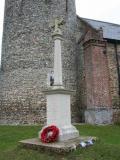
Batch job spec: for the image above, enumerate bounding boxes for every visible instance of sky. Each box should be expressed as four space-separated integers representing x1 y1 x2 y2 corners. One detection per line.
76 0 120 24
0 0 120 62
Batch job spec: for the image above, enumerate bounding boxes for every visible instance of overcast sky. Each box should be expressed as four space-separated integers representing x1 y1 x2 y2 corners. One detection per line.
76 0 120 24
0 0 120 62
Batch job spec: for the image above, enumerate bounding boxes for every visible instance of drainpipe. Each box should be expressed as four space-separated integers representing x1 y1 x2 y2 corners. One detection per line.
114 41 120 95
66 0 68 12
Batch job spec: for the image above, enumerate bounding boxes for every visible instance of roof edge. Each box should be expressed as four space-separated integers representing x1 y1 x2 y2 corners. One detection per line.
77 15 97 31
77 15 120 27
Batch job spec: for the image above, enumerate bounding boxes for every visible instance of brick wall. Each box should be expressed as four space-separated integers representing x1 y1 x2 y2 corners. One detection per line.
83 39 112 109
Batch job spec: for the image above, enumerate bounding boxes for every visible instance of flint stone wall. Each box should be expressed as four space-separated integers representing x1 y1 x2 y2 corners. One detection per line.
0 0 79 124
107 43 120 108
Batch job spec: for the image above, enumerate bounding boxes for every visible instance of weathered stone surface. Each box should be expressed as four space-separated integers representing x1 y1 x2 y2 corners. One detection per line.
19 136 97 153
107 43 120 108
85 108 113 124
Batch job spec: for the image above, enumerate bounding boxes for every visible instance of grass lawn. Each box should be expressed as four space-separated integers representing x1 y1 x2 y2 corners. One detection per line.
0 125 120 160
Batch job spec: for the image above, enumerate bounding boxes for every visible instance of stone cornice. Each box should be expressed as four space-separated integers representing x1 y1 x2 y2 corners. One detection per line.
83 38 107 49
43 88 75 95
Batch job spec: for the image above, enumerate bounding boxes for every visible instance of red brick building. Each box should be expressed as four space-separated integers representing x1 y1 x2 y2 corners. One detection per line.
77 17 120 124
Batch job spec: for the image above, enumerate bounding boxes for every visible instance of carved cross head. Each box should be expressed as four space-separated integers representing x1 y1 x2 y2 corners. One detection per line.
49 17 64 32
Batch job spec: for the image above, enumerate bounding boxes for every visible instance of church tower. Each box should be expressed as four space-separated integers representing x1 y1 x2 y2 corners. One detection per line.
0 0 78 124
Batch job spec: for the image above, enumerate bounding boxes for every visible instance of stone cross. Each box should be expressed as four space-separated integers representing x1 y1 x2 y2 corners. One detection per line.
50 18 64 33
54 18 64 31
40 17 79 142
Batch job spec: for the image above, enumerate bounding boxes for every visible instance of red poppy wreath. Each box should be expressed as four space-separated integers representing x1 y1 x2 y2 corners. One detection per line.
40 125 59 143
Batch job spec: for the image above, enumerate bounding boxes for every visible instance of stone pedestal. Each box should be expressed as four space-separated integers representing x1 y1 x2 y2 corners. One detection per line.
40 88 79 141
20 136 97 153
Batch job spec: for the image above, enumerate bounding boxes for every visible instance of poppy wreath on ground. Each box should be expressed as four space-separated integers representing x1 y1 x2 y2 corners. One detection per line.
40 125 59 143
